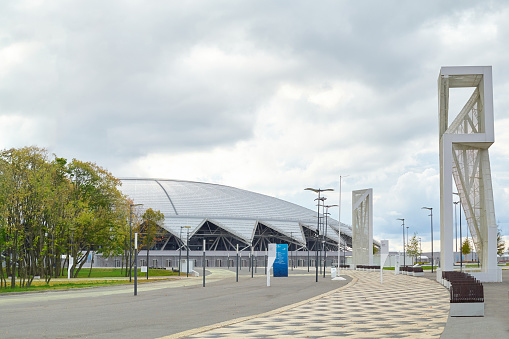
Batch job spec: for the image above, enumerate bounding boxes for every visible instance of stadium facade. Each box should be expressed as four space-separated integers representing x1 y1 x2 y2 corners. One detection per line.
95 178 355 269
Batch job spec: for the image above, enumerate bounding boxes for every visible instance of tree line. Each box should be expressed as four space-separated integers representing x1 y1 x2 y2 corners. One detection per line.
0 146 162 289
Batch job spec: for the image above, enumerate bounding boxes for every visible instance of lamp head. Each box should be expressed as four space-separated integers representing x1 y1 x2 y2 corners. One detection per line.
305 188 334 193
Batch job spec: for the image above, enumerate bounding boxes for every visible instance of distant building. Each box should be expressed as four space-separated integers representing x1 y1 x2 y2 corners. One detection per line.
94 178 355 269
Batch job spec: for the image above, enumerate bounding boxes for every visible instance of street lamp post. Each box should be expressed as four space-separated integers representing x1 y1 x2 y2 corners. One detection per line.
397 218 405 267
317 197 327 276
186 227 191 278
323 204 338 278
421 207 433 272
338 175 348 276
419 237 422 263
459 201 463 271
289 232 294 271
203 239 206 287
305 188 334 283
454 201 459 261
179 227 183 276
129 203 143 282
251 246 254 278
406 225 409 253
134 232 138 296
146 220 150 280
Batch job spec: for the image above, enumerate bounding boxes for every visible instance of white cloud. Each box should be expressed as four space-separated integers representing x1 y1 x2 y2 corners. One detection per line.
2 0 509 245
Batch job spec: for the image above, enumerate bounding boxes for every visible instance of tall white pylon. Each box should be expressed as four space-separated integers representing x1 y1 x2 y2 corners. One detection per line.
438 66 499 281
352 188 373 267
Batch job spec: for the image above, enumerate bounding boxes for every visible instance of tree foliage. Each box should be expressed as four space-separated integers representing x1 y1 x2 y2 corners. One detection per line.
497 229 506 256
0 146 132 288
461 238 472 256
405 233 420 265
139 208 165 252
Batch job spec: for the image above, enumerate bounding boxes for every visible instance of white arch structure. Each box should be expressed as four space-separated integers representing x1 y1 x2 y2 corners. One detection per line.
438 66 500 281
352 188 373 266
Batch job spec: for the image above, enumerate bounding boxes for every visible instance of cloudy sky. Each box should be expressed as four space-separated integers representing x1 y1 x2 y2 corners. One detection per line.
2 1 509 252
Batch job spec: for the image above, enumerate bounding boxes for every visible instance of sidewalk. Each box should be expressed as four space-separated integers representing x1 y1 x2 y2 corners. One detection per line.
440 269 509 338
166 270 450 338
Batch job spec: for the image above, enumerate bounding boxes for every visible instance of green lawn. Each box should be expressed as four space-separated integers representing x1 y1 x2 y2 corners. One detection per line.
74 267 178 278
0 268 180 293
0 279 131 293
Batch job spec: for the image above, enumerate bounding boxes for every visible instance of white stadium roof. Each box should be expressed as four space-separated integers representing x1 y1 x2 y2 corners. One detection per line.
119 178 352 247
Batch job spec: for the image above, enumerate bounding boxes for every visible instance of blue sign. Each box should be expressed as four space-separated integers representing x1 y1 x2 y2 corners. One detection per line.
273 244 288 277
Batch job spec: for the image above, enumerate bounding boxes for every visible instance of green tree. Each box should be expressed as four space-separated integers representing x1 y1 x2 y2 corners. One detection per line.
138 208 165 271
0 146 131 288
66 159 129 278
0 146 53 287
406 233 420 265
373 244 379 255
497 229 506 256
462 238 472 258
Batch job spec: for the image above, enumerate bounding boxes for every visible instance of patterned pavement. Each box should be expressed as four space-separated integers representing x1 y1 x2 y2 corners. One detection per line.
170 270 450 338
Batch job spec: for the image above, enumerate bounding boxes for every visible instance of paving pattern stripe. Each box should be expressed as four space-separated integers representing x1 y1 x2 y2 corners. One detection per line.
167 271 450 339
158 277 359 339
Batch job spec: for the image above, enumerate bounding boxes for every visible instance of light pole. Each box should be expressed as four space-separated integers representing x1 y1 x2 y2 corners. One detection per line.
134 232 138 296
186 226 191 278
203 239 206 287
422 207 433 272
251 245 254 278
454 201 459 261
338 175 348 275
317 196 327 276
406 225 409 260
129 203 143 282
324 204 338 277
397 218 405 267
179 226 185 276
419 237 422 263
146 220 150 280
305 187 334 283
289 232 294 271
459 200 463 271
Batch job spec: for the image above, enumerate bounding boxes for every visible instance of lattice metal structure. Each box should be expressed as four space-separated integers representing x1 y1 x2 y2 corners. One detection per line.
439 66 498 280
352 188 373 266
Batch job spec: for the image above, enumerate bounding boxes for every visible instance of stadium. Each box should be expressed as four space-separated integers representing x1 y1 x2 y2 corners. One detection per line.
96 178 355 269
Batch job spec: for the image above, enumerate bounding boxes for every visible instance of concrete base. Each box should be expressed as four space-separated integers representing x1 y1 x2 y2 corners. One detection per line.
413 272 424 277
450 302 484 317
470 268 503 282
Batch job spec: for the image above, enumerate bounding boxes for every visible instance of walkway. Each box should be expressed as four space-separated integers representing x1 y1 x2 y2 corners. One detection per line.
167 270 450 338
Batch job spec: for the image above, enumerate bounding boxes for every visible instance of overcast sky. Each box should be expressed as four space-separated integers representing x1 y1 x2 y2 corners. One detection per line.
2 1 509 252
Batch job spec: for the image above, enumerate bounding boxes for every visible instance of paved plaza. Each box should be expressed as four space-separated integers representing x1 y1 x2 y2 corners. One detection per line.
0 268 507 338
168 270 450 338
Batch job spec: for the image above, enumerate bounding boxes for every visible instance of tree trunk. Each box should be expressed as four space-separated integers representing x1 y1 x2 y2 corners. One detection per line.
11 230 17 288
0 256 5 288
88 252 94 278
74 249 90 278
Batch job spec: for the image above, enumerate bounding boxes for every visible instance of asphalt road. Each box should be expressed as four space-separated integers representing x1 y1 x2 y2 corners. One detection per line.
0 268 350 339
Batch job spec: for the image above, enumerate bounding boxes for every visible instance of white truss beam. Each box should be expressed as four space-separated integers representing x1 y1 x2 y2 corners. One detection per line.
439 66 499 281
352 188 373 266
